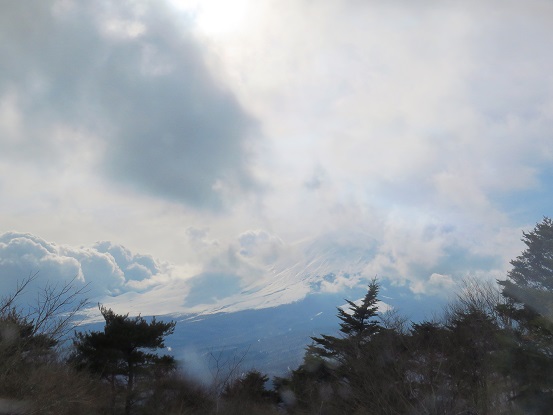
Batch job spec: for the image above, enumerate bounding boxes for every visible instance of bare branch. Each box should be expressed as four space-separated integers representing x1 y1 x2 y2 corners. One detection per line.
445 276 508 327
0 271 39 315
1 273 90 345
29 276 90 342
208 345 250 398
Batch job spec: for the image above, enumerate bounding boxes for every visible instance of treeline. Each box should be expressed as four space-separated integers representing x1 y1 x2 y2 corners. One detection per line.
1 218 553 414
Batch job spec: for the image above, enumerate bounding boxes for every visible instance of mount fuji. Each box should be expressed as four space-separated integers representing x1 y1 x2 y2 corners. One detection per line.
79 231 450 379
0 230 458 378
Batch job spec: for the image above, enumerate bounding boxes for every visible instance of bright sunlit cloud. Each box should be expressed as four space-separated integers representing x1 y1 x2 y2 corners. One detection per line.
169 0 252 37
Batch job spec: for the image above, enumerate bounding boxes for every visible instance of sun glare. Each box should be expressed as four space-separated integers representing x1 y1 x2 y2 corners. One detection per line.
169 0 251 37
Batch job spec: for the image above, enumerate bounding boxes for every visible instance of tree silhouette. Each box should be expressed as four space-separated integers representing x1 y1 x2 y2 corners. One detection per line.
0 275 104 414
223 369 274 402
498 217 553 413
71 306 176 415
293 279 395 414
308 278 381 361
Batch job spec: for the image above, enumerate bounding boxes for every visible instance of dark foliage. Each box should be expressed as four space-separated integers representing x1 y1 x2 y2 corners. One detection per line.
138 372 214 415
308 278 381 362
70 306 176 415
3 217 553 414
497 217 553 414
0 275 107 414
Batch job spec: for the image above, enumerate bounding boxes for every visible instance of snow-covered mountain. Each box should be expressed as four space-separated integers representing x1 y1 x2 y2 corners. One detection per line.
93 230 394 318
80 281 442 380
1 230 458 377
161 282 443 380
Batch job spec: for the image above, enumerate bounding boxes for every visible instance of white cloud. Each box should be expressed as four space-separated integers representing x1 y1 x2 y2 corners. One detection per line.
202 0 553 228
410 273 456 297
339 299 392 315
237 229 285 264
318 272 363 294
0 232 174 303
0 0 550 317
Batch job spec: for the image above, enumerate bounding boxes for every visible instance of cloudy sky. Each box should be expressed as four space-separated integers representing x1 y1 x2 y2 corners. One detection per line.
1 0 552 315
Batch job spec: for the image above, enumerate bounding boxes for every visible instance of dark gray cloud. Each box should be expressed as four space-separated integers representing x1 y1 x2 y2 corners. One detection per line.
0 1 258 209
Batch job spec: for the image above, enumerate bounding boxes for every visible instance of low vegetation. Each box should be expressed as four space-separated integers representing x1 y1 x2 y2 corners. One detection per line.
2 217 553 414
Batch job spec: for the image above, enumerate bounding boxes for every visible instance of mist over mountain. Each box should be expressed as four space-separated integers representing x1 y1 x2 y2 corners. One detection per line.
1 230 473 317
2 230 450 376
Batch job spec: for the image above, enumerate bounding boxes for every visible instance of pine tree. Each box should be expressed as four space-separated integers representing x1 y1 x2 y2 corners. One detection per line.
302 279 418 414
309 279 382 361
497 217 553 414
505 217 553 290
498 217 553 332
70 306 176 415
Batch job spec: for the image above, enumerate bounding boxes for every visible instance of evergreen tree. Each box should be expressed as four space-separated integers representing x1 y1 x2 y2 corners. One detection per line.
309 279 381 360
503 217 553 291
296 280 390 413
497 217 553 413
223 369 274 403
446 308 501 414
408 321 451 410
71 306 176 415
499 217 553 326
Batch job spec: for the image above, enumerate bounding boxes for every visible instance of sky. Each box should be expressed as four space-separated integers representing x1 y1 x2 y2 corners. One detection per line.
1 0 552 316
